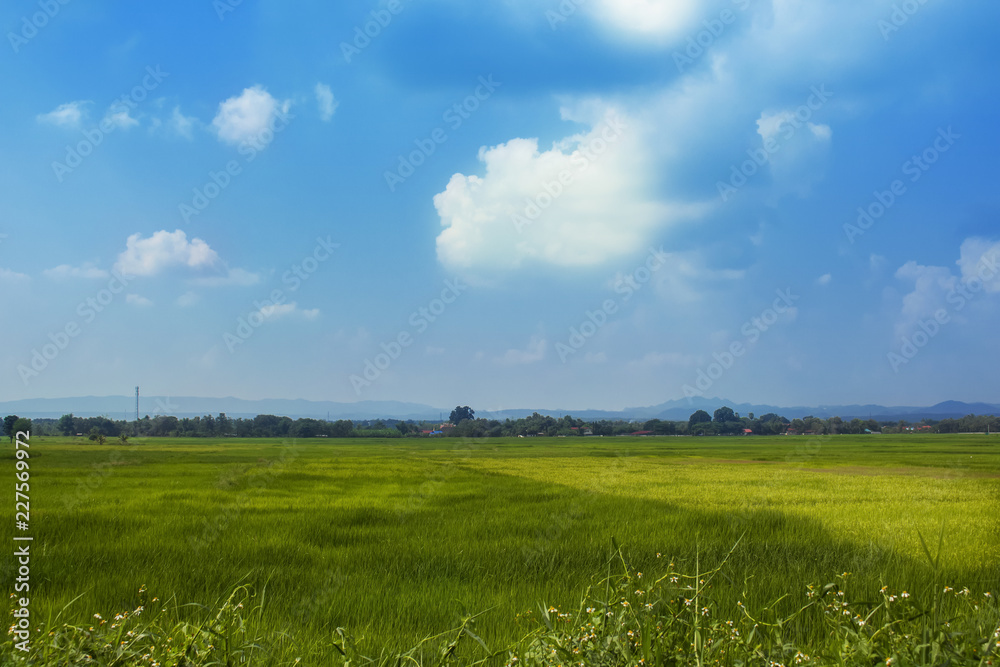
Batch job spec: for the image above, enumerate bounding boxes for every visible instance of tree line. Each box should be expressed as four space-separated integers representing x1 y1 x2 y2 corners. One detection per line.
3 407 998 441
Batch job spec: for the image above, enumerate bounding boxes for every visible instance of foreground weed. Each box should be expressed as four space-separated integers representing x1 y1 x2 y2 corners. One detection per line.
5 585 273 666
508 541 999 667
5 541 998 666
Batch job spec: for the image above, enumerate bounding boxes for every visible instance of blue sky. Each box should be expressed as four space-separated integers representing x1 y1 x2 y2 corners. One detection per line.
2 0 998 411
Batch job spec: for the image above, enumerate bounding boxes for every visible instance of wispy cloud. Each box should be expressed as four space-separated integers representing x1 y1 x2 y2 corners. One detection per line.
126 294 154 307
496 335 547 365
315 83 338 122
188 268 262 288
170 107 196 139
259 302 320 320
43 263 110 280
0 268 30 283
37 101 89 128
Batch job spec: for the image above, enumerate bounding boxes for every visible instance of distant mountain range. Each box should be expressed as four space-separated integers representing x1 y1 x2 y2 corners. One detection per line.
1 395 998 422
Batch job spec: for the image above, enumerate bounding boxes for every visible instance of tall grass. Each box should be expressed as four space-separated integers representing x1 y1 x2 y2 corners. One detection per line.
6 540 997 665
2 435 998 661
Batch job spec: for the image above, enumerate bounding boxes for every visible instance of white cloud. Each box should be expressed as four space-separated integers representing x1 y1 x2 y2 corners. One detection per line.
809 123 833 141
43 263 109 280
0 268 30 283
956 238 1000 293
188 268 262 287
586 0 699 41
894 261 958 335
114 229 220 277
126 294 154 307
315 83 338 122
647 250 745 303
893 239 1000 338
103 108 139 130
496 335 547 365
37 101 89 128
817 273 832 286
176 291 200 307
258 302 319 320
755 109 832 196
434 108 705 277
212 85 291 146
170 107 196 139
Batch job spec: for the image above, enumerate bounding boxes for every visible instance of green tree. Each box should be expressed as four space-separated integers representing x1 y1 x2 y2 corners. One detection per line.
396 422 420 436
2 415 12 441
88 427 107 445
217 413 232 436
330 420 354 438
449 406 475 424
713 406 736 423
937 418 960 434
4 415 19 442
12 418 32 439
58 413 76 436
828 416 844 433
688 410 712 428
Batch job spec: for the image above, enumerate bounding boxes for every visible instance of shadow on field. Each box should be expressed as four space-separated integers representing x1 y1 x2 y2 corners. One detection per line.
12 440 998 655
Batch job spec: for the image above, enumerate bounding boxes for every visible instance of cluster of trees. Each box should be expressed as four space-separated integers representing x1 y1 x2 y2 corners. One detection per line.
2 415 32 442
905 414 1000 434
683 409 884 436
17 413 396 439
6 407 999 442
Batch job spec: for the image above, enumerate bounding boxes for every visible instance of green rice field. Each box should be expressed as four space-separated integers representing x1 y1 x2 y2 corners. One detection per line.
3 434 999 664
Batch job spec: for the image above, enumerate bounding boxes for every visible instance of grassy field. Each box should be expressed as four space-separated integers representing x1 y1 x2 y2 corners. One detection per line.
3 434 999 663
